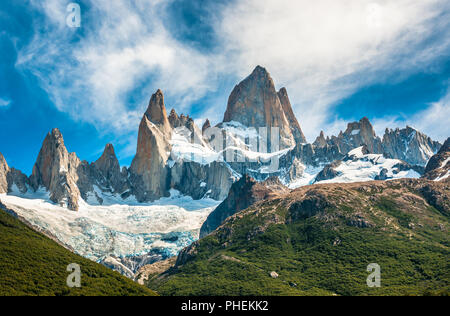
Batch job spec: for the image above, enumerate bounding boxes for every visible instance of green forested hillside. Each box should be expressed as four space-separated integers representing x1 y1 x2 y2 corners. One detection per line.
0 209 157 296
148 179 450 296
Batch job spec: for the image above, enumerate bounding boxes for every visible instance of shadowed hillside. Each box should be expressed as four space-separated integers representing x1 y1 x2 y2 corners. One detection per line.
0 209 157 296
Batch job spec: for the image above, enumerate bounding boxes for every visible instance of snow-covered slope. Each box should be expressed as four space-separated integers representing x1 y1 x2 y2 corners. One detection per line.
0 190 219 277
315 147 420 184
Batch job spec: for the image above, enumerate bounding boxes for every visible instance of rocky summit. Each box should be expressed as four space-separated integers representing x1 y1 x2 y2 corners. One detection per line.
0 153 9 194
223 66 297 149
423 137 450 181
0 66 445 212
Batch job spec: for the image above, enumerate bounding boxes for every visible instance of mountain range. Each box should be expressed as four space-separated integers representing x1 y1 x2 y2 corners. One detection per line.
0 66 444 212
0 66 449 295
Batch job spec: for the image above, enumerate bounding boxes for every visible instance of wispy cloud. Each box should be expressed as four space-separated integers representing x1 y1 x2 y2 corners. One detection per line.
372 89 450 142
15 0 450 145
216 0 450 141
0 97 11 108
16 0 219 136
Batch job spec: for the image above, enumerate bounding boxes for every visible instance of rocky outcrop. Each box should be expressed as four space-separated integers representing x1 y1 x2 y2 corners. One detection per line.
170 161 237 201
313 131 328 148
199 175 289 238
223 66 296 149
92 144 129 195
277 87 307 144
202 119 211 134
331 117 383 154
29 128 82 211
0 153 9 194
130 90 173 202
423 137 450 181
7 168 30 194
383 126 442 167
315 161 342 182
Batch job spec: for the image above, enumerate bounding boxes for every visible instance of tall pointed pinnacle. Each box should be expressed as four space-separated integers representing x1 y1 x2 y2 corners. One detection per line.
30 128 82 211
0 152 9 193
223 65 296 149
202 119 211 134
130 89 173 202
145 89 170 127
277 87 307 144
94 143 120 176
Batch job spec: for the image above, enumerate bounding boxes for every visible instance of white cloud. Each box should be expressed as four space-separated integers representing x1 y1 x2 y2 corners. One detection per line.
0 97 11 108
16 0 218 137
15 0 450 147
216 0 450 141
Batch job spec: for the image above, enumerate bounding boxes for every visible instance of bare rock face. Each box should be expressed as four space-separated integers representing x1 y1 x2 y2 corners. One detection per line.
202 119 211 134
170 161 237 201
423 137 450 181
199 174 289 238
0 153 9 193
333 117 383 154
168 109 180 128
383 126 441 166
278 87 307 144
223 66 296 149
130 90 173 202
30 128 81 211
315 161 342 182
313 131 328 148
7 168 30 194
92 143 129 194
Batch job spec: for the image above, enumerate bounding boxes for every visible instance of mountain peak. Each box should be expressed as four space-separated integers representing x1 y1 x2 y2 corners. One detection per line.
223 67 296 149
277 87 307 144
98 143 117 161
0 152 7 166
145 89 170 127
0 152 9 193
251 65 270 77
345 117 376 137
30 128 81 211
202 119 211 133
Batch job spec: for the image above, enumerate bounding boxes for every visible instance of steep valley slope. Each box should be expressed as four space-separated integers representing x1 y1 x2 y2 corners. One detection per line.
0 208 157 296
146 178 449 296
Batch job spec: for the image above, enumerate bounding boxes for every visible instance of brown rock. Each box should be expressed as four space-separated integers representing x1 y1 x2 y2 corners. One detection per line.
278 87 307 144
202 119 211 134
223 66 296 149
30 128 81 211
0 153 9 194
130 90 173 202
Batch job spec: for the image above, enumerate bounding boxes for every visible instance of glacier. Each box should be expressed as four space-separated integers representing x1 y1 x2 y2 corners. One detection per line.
0 189 219 277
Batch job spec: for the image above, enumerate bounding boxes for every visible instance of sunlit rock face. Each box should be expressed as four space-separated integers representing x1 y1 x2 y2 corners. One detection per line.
0 153 9 194
278 87 307 144
29 128 82 211
130 90 173 202
223 66 296 150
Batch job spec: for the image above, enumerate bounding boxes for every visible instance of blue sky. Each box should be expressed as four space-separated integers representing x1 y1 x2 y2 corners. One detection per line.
0 0 449 174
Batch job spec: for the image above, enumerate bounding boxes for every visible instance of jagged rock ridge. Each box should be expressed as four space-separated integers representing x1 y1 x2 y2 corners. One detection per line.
0 66 444 211
423 137 450 181
223 66 297 149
